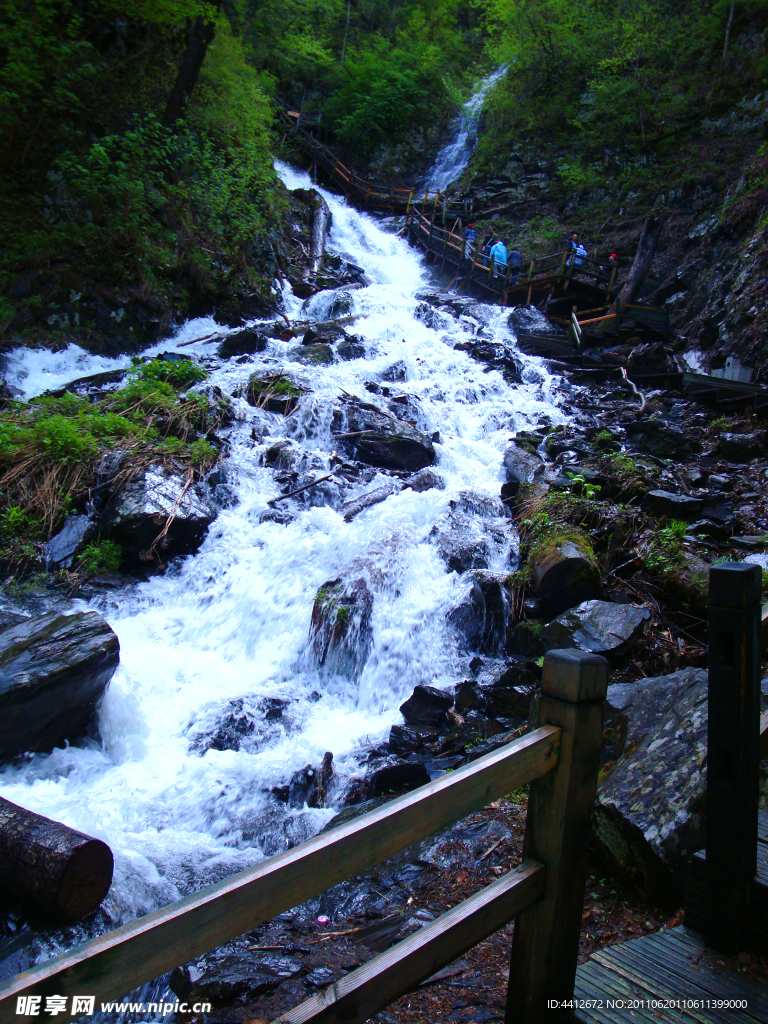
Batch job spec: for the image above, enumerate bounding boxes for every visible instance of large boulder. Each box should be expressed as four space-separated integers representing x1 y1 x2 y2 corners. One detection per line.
44 515 95 569
430 491 511 574
540 600 650 664
591 667 708 903
400 684 453 728
308 577 373 679
101 465 216 563
448 571 511 656
0 612 120 760
333 398 435 472
502 442 544 490
642 490 703 521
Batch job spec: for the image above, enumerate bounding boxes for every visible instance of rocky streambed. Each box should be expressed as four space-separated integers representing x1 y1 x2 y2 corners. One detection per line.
1 161 768 1014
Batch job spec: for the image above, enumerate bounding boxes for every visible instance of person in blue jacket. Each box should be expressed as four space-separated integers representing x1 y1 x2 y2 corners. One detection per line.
490 238 507 277
463 222 477 259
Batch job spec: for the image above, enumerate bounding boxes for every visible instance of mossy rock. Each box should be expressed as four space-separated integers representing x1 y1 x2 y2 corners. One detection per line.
526 529 601 619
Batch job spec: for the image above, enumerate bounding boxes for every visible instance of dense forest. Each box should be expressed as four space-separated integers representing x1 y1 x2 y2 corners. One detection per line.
1 0 766 347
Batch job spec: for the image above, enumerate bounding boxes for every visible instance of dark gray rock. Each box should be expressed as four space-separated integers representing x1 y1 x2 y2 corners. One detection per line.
170 949 302 1005
641 489 704 521
591 667 708 902
367 758 430 798
508 307 555 336
502 443 544 489
217 329 269 359
718 431 765 462
540 600 650 664
625 419 698 459
400 685 453 727
101 465 216 562
44 515 95 569
404 468 446 492
388 723 422 757
419 819 512 872
0 611 120 760
334 398 435 472
0 609 28 632
448 572 511 656
430 491 510 574
308 577 373 679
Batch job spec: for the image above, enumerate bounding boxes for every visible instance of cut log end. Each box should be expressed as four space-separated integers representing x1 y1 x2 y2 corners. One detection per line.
0 797 114 921
58 839 114 921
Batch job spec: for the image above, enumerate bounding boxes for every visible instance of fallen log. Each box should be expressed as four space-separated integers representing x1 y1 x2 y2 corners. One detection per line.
341 481 399 522
0 797 113 920
527 531 601 619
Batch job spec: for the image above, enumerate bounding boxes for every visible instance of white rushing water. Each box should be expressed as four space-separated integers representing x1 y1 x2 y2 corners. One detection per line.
0 161 564 975
428 66 508 191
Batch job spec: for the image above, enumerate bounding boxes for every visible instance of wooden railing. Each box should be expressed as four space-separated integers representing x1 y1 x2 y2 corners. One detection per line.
0 650 609 1024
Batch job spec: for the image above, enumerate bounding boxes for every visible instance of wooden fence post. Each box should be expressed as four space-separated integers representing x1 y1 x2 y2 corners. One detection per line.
705 562 762 954
506 649 608 1023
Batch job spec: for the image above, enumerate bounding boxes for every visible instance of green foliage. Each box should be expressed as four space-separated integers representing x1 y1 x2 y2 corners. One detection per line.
474 0 768 192
565 472 601 501
77 539 123 575
0 359 220 557
644 519 687 576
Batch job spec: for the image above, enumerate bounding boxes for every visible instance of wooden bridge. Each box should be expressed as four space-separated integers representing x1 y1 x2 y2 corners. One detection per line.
0 566 767 1023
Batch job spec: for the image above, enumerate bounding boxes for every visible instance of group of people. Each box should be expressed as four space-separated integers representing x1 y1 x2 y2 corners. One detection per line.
461 224 619 289
462 224 523 282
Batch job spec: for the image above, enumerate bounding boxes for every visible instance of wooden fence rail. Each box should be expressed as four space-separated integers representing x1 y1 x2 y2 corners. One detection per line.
0 650 609 1024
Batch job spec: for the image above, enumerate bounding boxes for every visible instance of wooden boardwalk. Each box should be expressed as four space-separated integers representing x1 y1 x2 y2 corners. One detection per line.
685 811 768 956
574 926 768 1023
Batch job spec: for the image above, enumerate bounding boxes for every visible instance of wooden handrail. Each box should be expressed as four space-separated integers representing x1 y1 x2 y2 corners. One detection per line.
0 728 560 1023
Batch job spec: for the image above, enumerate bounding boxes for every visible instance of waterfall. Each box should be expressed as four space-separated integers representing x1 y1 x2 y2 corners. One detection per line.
427 66 508 192
0 160 563 985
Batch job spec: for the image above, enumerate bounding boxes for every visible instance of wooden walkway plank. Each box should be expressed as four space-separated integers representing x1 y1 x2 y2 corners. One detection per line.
574 928 768 1024
575 960 683 1022
594 941 765 1024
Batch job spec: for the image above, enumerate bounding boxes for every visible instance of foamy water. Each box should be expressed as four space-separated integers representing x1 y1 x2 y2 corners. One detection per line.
0 161 564 974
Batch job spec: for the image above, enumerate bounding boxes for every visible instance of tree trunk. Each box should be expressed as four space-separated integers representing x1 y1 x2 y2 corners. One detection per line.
0 797 113 921
162 6 221 128
618 216 664 306
341 0 351 66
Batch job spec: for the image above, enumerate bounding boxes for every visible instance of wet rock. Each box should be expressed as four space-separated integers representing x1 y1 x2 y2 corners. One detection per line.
448 571 511 656
336 337 366 361
388 723 423 757
381 361 407 382
334 398 435 472
275 753 334 808
508 307 555 336
0 611 120 760
0 609 28 632
453 680 484 712
591 667 708 902
404 468 446 492
502 443 544 490
308 577 373 679
399 685 453 728
101 465 216 563
263 441 300 471
305 966 338 988
486 661 540 718
367 758 430 798
170 949 302 1005
44 515 95 569
540 600 650 664
217 329 269 359
642 490 704 521
430 491 510 574
718 431 765 462
625 419 698 459
189 696 290 755
419 819 512 872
